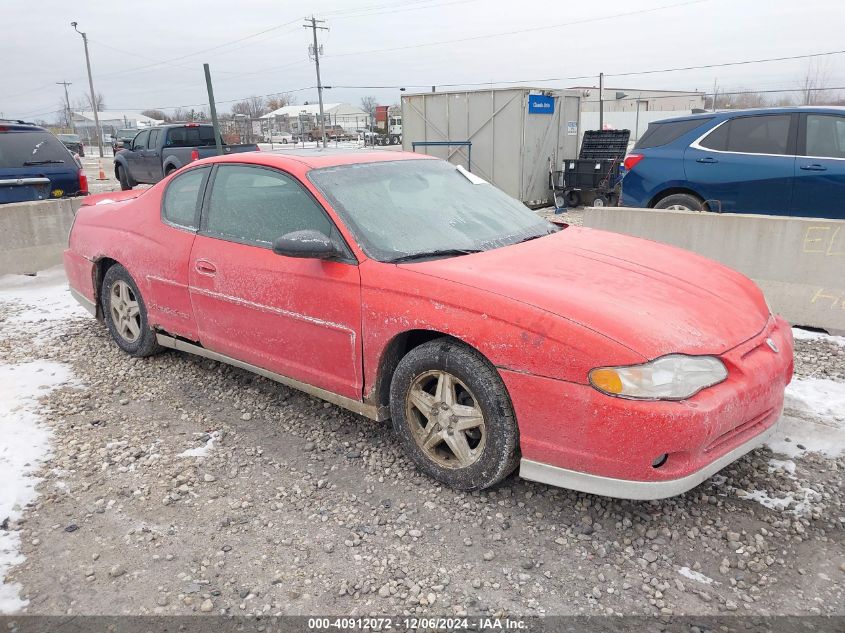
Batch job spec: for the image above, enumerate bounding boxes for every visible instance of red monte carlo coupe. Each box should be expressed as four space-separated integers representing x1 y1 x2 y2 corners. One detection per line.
64 150 794 498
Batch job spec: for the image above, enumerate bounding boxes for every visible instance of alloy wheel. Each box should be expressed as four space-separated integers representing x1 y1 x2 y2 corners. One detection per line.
405 369 486 469
109 280 141 343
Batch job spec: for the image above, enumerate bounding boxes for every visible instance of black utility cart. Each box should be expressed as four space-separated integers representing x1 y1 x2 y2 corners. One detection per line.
551 129 630 210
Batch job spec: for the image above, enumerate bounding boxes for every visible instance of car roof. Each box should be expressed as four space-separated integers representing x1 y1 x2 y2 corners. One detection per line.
0 120 47 132
650 105 845 125
195 148 435 170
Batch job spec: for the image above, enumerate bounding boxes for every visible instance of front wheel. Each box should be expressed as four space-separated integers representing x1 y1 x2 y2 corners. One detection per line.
389 339 519 490
101 264 162 357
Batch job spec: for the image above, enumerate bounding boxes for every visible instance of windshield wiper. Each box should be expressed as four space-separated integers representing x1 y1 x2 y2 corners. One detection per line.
513 229 560 245
23 159 65 165
388 248 483 263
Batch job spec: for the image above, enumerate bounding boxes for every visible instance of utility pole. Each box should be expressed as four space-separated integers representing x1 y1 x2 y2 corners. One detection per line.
711 78 718 112
304 16 328 148
71 22 104 158
203 63 224 156
598 72 604 131
56 81 73 132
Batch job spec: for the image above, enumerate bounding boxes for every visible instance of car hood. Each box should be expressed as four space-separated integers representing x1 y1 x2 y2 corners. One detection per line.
403 227 769 358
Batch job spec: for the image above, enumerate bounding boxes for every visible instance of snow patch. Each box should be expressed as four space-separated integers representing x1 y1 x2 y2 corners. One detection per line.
0 360 74 614
178 431 220 458
785 377 845 423
791 327 845 348
678 567 714 585
740 487 820 515
764 377 845 458
0 267 87 336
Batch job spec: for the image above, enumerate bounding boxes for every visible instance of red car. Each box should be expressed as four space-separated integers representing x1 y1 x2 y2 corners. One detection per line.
64 150 794 498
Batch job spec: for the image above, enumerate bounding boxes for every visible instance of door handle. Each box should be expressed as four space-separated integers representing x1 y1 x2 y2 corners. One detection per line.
696 157 719 164
195 260 217 276
799 163 827 171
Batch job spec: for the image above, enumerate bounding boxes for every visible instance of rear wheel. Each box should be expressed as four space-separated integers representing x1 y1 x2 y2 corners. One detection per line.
101 264 162 357
389 339 519 490
654 193 706 211
116 164 133 191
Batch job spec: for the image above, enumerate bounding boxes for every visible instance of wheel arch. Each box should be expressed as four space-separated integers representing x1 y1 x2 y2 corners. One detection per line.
91 256 121 320
648 187 706 208
370 329 495 410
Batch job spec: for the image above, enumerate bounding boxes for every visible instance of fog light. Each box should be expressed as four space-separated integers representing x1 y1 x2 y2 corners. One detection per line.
652 453 668 468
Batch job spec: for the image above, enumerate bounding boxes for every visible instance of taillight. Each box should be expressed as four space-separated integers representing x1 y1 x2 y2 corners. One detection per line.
190 149 199 161
624 154 644 170
78 169 88 195
254 146 261 151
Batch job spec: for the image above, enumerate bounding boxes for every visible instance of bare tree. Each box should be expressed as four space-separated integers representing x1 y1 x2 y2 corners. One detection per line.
74 92 105 112
360 95 378 120
170 107 191 122
141 109 168 121
231 96 266 119
799 59 833 105
265 93 296 112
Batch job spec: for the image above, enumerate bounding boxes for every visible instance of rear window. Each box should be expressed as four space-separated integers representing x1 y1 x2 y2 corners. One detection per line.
0 131 72 168
634 118 711 149
165 126 219 148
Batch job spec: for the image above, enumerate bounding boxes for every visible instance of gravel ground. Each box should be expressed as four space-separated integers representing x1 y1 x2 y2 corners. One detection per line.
1 265 843 618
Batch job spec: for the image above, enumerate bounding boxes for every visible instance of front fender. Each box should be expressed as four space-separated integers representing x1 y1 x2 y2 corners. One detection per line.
359 260 645 399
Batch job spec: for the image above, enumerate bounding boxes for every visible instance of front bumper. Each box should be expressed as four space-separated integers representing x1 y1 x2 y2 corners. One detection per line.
502 316 793 499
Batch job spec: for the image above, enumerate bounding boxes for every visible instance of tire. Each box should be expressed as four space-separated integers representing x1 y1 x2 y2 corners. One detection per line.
282 138 288 144
389 338 520 491
116 164 133 191
654 193 706 211
164 166 176 178
101 264 162 358
592 195 609 207
564 190 581 208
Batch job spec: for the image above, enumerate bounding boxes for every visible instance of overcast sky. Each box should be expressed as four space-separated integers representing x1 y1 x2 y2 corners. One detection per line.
2 0 843 120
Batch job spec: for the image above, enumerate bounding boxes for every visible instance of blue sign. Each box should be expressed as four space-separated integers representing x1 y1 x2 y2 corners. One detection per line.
528 94 555 114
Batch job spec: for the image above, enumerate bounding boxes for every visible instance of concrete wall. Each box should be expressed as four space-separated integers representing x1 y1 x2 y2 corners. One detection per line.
0 198 83 275
583 207 845 334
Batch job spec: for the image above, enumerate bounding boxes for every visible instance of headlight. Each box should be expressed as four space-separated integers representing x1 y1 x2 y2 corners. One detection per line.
589 355 727 401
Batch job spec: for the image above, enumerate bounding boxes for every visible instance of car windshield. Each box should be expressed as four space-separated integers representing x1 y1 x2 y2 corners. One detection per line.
58 134 81 143
308 159 557 262
0 131 71 168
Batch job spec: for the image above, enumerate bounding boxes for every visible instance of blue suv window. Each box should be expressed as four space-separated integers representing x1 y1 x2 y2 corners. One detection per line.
700 115 791 155
805 115 845 159
634 118 711 149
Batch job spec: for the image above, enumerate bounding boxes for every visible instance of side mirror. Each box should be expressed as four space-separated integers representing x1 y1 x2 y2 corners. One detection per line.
272 230 342 260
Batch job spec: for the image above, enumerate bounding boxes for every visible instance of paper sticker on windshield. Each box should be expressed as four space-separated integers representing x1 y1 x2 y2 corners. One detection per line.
456 165 486 185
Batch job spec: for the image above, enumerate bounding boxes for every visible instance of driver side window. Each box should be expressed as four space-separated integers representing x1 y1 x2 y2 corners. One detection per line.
204 165 333 246
133 130 149 150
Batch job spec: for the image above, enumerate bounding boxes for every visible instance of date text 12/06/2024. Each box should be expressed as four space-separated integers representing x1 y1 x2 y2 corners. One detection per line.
307 617 527 630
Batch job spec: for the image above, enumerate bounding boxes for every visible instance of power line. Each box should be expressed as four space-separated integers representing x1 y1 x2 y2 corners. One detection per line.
323 0 712 58
326 47 845 91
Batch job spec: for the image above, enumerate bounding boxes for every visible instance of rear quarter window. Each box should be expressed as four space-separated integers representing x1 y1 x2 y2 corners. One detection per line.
634 118 712 149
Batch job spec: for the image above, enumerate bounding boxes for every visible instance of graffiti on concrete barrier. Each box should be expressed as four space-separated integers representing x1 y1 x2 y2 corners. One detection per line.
810 287 845 310
803 225 843 256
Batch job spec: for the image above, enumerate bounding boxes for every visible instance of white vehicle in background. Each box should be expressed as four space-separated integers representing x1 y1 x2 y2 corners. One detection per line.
269 132 293 144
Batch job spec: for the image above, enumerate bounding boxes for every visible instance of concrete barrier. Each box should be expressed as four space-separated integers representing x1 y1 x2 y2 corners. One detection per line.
583 207 845 334
0 198 83 275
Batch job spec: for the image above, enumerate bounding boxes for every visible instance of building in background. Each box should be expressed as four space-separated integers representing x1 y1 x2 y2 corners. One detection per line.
261 103 370 134
72 110 163 143
568 87 707 146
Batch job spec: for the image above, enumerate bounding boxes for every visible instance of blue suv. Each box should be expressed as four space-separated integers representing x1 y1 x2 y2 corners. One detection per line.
621 107 845 219
0 120 88 204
